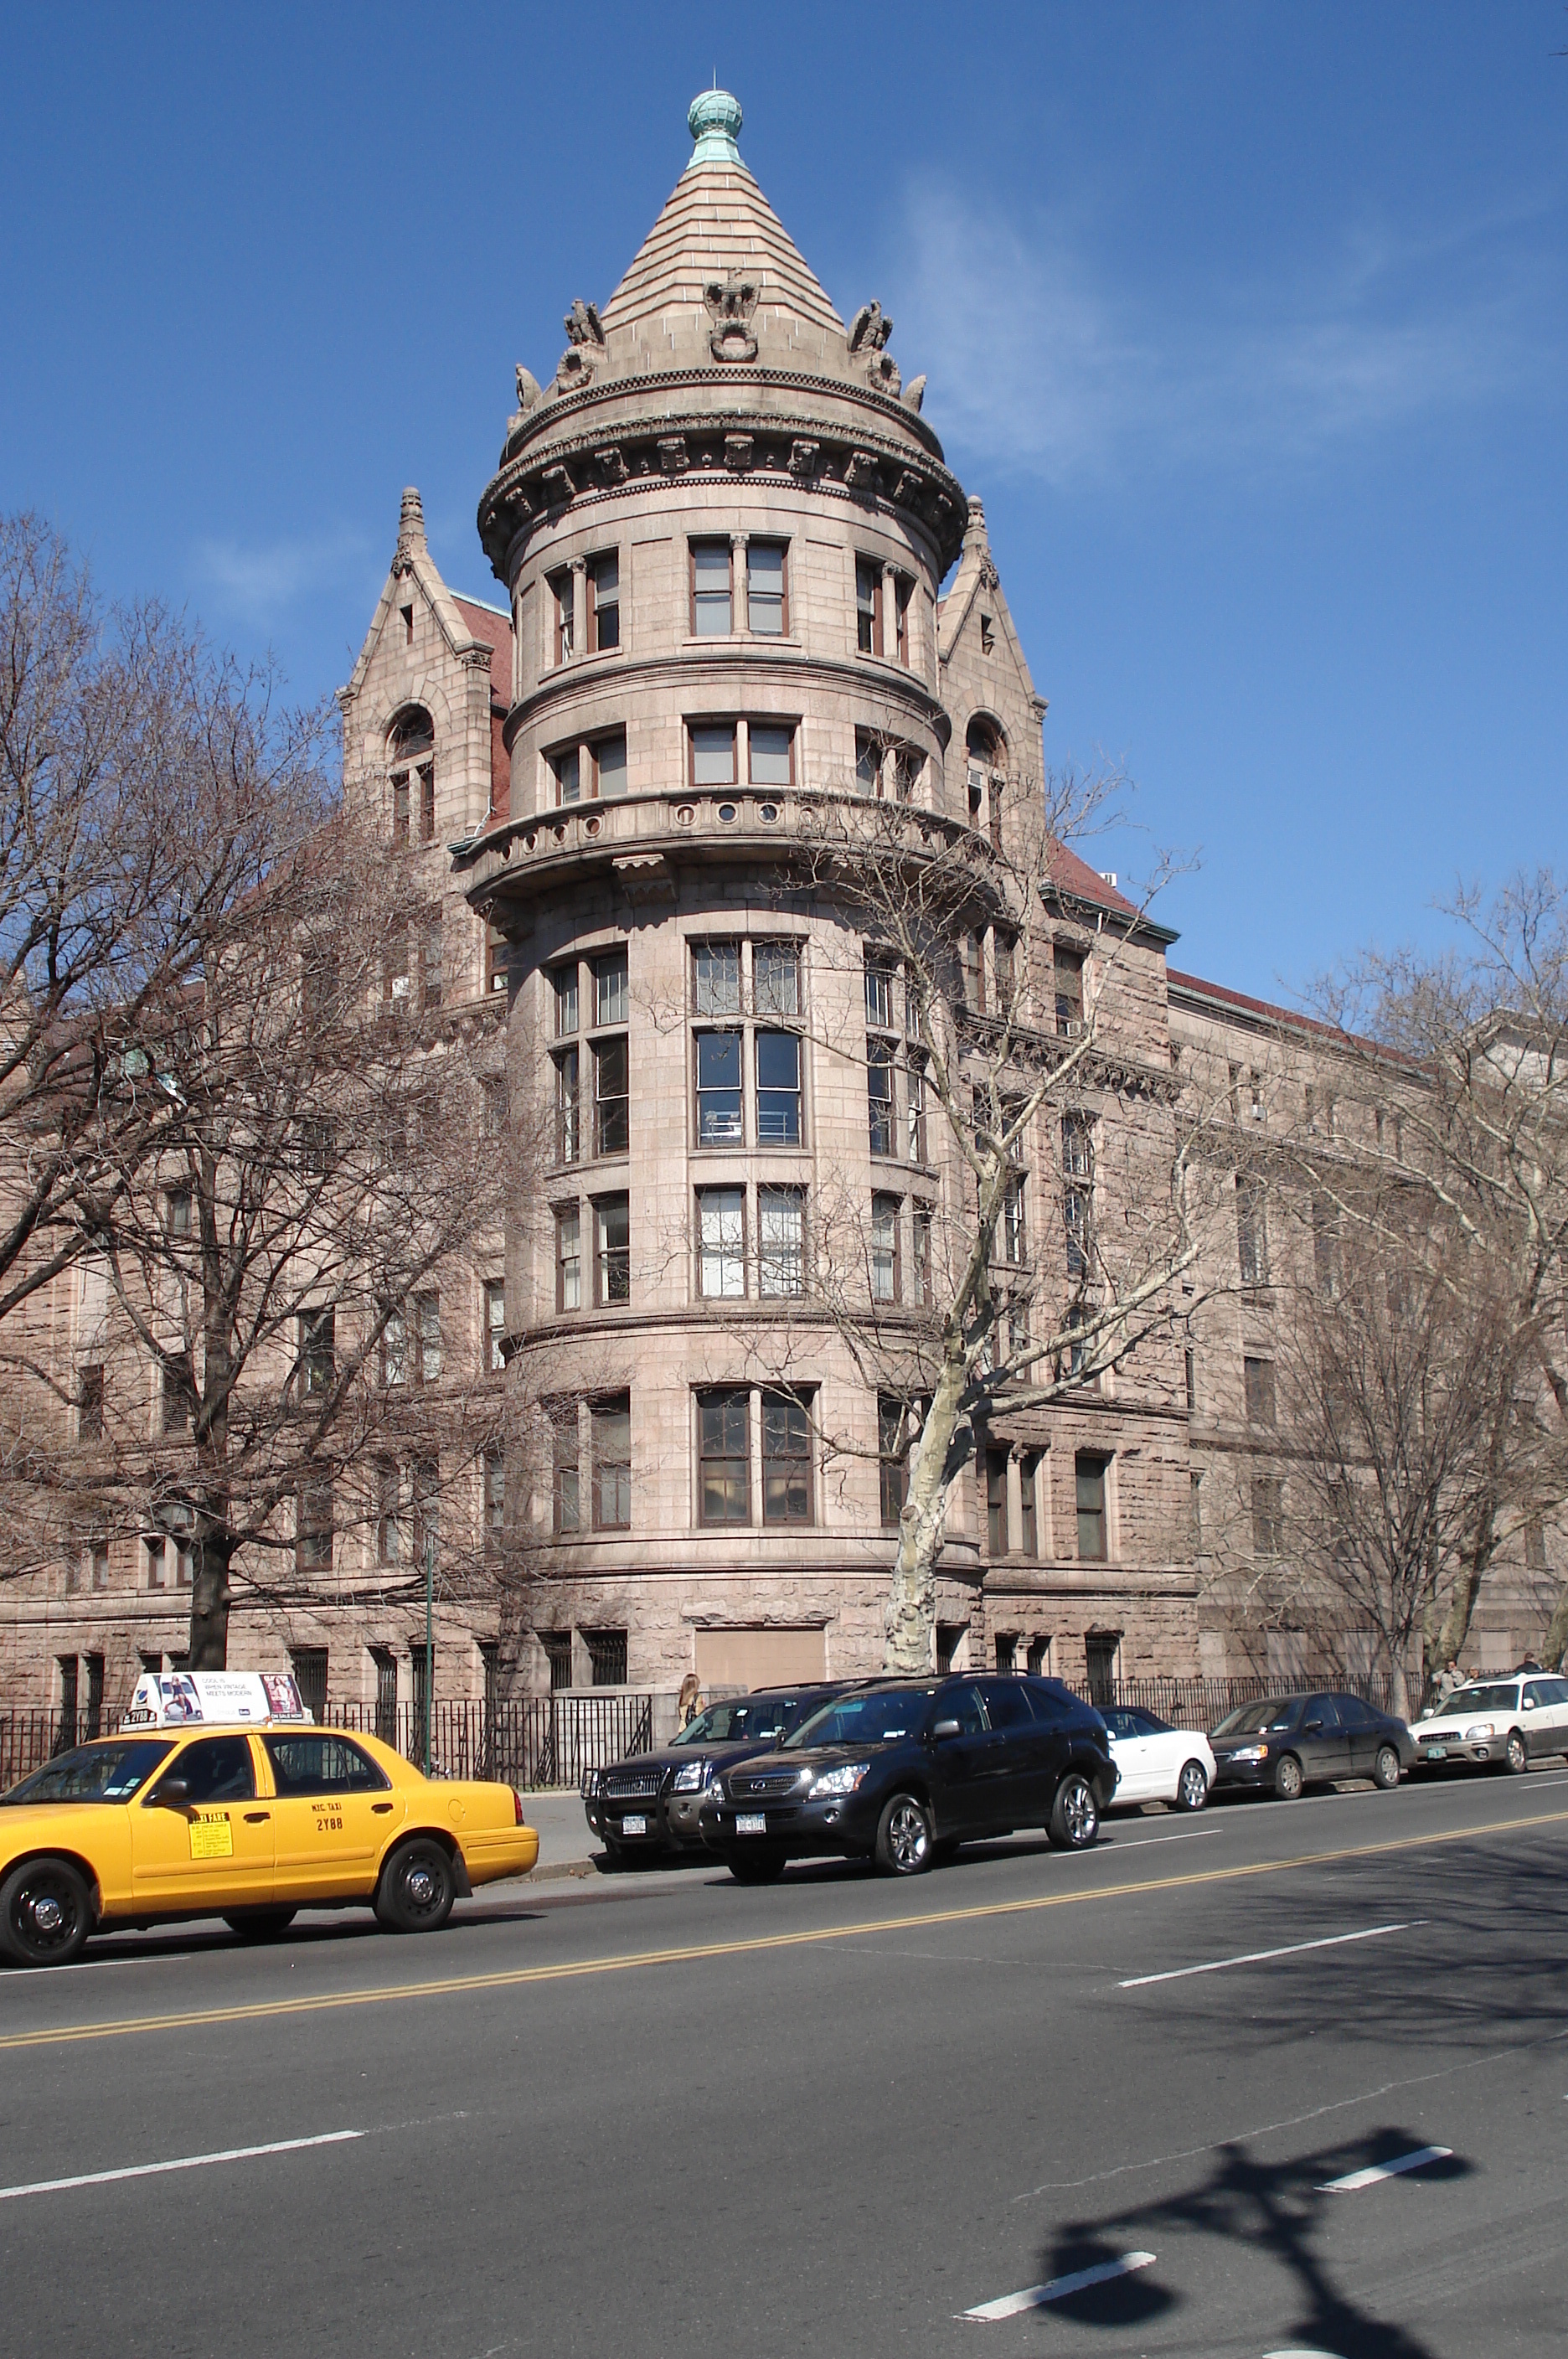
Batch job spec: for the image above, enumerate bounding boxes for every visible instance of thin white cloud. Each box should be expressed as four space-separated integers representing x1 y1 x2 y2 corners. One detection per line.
193 527 373 625
889 184 1564 490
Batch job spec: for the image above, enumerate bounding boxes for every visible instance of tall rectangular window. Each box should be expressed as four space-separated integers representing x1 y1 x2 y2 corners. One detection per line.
762 1390 812 1525
592 730 627 798
696 1187 746 1298
554 1046 580 1163
552 1409 580 1532
748 722 793 787
595 1196 630 1304
391 773 410 844
376 1461 402 1564
692 940 741 1015
695 1030 743 1143
1184 1346 1196 1411
165 1185 192 1240
484 1448 505 1539
295 1478 333 1573
380 1303 408 1388
698 1390 750 1524
300 1308 335 1401
588 551 619 651
895 575 911 663
1251 1473 1284 1557
415 1293 441 1385
1054 947 1084 1037
585 1628 628 1685
870 1192 900 1303
592 1035 629 1155
905 1056 927 1162
986 1448 1008 1556
691 540 732 634
864 957 895 1030
594 949 628 1027
419 764 436 843
756 1031 802 1143
854 557 882 655
549 568 573 663
759 1185 805 1297
1075 1453 1108 1561
867 1040 895 1156
854 730 881 793
747 541 787 634
539 1631 573 1691
1243 1356 1277 1427
162 1358 197 1435
484 1279 506 1372
1064 1115 1093 1278
912 1205 932 1305
552 746 581 805
754 941 800 1016
1236 1175 1269 1288
879 1396 909 1528
555 1205 581 1312
78 1364 104 1440
689 721 737 786
553 964 579 1037
592 1396 632 1531
1002 1177 1027 1266
1019 1453 1040 1557
420 914 442 1009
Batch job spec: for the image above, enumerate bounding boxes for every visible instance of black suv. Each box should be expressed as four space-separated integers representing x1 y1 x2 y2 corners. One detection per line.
698 1675 1117 1882
581 1685 850 1865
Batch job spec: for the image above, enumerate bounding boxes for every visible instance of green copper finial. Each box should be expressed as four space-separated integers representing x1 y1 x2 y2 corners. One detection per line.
687 87 742 167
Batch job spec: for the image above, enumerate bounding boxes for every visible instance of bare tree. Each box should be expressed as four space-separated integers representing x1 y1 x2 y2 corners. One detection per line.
0 514 304 1325
762 761 1220 1673
1299 874 1568 1672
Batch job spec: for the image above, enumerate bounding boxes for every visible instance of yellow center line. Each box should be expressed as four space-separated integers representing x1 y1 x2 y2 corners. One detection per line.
5 1803 1565 2053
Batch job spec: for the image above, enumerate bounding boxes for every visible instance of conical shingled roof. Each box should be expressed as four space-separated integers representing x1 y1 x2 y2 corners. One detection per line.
596 98 849 378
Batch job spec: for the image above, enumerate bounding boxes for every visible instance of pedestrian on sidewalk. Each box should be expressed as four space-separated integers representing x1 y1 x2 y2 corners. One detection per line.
677 1673 705 1729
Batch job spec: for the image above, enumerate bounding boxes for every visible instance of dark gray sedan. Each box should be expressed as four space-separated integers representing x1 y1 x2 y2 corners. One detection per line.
1210 1691 1415 1799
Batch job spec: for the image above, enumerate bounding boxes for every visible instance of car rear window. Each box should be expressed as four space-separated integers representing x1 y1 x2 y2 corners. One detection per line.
4 1738 174 1805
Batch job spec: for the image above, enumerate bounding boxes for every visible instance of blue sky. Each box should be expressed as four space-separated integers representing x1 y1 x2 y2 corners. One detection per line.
3 3 1564 1003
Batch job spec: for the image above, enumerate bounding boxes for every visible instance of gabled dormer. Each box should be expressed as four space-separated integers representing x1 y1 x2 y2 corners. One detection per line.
937 496 1048 830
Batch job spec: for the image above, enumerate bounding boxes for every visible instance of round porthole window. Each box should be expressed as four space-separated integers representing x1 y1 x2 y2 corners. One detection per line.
585 815 601 837
758 801 779 823
717 802 738 824
676 803 695 826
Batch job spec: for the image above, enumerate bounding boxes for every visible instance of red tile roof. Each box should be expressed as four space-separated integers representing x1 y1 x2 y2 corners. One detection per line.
1045 840 1139 916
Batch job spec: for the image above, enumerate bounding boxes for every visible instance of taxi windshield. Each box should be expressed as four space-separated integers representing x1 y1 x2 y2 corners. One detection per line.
1444 1684 1519 1714
786 1689 934 1749
673 1699 795 1746
4 1738 174 1805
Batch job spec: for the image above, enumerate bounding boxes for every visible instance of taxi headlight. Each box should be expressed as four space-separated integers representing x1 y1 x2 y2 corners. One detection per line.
811 1763 869 1798
672 1760 706 1794
1230 1744 1267 1763
1464 1722 1494 1742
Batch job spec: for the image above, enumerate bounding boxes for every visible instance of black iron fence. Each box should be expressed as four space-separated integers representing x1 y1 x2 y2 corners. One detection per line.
0 1693 657 1793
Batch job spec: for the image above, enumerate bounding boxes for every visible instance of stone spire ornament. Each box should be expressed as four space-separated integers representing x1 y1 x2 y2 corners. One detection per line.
395 487 426 565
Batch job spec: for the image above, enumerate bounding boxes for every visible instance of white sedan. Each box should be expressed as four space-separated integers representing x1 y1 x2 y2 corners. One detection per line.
1101 1706 1216 1810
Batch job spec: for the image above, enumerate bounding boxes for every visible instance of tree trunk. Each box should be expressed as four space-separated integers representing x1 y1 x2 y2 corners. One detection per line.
884 1349 968 1674
187 1530 235 1670
1432 1533 1492 1670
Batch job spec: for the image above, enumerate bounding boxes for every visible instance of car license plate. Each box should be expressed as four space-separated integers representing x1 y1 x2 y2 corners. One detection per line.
1424 1746 1447 1762
735 1813 767 1835
622 1814 647 1835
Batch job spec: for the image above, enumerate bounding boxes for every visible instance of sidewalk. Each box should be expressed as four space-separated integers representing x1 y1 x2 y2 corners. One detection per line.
520 1789 602 1881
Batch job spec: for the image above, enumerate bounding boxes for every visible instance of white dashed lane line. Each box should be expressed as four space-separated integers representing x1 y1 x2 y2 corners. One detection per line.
961 2249 1158 2320
1119 1920 1418 1989
1318 2145 1453 2192
0 2129 364 2201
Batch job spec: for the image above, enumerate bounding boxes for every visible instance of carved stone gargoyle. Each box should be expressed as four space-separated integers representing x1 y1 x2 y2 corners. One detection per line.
503 364 544 449
555 300 606 391
704 270 759 362
848 301 901 395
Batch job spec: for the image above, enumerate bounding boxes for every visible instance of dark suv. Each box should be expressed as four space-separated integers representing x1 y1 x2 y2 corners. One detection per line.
698 1675 1118 1882
581 1685 849 1865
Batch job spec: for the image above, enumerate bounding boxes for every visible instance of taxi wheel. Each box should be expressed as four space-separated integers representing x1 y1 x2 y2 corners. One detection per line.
222 1909 297 1942
1 1856 92 1968
374 1839 456 1934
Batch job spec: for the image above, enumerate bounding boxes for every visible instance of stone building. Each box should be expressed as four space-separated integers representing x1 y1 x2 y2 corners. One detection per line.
2 89 1557 1722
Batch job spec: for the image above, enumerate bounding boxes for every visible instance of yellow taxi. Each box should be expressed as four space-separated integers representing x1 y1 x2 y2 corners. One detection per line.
0 1696 539 1968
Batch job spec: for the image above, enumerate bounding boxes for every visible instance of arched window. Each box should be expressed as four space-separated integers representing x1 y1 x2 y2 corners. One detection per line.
387 705 436 846
966 718 1004 844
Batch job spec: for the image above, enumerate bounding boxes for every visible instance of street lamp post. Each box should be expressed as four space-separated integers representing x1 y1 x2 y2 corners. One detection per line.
423 1528 435 1778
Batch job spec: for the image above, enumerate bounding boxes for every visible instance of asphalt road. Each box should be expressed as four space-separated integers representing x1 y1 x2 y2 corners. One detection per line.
2 1768 1565 2359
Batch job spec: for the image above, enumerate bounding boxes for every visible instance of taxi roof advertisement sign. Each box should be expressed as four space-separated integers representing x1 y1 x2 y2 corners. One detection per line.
121 1670 312 1731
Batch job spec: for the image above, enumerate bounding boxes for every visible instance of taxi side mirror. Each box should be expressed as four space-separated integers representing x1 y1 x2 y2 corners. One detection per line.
931 1719 962 1742
152 1775 191 1808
